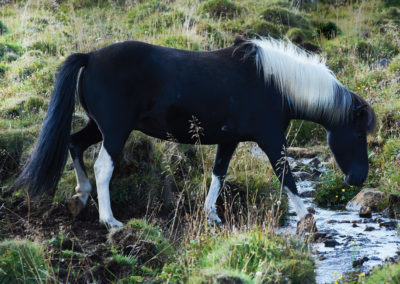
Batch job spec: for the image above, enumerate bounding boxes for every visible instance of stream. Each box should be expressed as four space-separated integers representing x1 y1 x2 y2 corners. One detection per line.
251 145 400 283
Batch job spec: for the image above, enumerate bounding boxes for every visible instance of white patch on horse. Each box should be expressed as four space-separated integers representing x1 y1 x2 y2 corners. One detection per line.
94 145 123 228
205 174 222 223
72 157 91 204
284 186 307 219
250 38 351 123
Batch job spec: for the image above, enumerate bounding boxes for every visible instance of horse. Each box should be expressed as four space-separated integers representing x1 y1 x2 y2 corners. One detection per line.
13 37 376 228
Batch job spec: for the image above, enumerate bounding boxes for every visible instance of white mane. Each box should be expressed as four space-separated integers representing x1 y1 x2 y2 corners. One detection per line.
250 38 352 123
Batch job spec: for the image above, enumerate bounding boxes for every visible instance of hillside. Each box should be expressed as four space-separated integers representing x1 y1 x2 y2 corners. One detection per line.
0 0 400 283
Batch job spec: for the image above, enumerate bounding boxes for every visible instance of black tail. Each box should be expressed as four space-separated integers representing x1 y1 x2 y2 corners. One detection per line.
13 53 89 197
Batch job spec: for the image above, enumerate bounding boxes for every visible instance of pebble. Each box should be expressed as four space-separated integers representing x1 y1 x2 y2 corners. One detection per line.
365 226 375 231
324 239 339 247
307 207 316 214
352 257 369 267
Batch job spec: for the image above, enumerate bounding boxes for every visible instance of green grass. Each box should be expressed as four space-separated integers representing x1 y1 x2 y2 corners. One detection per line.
0 240 53 283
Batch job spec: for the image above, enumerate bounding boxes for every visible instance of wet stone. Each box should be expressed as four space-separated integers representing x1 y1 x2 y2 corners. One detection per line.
311 169 323 178
359 205 372 218
379 221 397 229
307 207 316 214
352 223 358 228
309 157 321 167
352 257 369 268
293 171 313 181
365 226 375 232
339 220 351 224
389 194 400 218
324 238 339 247
300 190 313 198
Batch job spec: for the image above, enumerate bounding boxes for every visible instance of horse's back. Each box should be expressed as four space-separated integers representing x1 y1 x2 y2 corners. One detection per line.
80 40 285 144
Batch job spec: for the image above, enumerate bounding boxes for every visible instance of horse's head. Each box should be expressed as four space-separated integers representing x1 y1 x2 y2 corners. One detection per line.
327 94 376 186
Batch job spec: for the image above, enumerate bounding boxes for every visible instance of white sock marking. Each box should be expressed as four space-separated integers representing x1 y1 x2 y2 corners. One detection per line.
72 157 92 204
94 145 123 228
205 174 222 223
284 186 307 219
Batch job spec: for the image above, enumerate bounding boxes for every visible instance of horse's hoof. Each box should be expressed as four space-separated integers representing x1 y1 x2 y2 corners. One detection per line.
296 213 317 235
100 217 124 228
69 195 85 218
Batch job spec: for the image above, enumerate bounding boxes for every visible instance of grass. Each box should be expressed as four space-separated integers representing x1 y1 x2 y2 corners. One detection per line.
0 0 399 282
0 239 52 283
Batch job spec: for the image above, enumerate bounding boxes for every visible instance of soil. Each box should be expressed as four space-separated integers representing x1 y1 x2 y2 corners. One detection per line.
0 192 168 283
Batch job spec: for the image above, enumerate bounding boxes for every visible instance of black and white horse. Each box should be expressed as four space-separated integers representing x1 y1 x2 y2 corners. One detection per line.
13 37 376 228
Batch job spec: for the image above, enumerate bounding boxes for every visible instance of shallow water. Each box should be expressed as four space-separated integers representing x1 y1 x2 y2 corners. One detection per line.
285 157 400 283
250 145 400 283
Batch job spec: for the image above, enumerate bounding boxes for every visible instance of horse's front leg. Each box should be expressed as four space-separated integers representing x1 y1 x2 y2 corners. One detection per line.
205 143 238 223
257 138 308 219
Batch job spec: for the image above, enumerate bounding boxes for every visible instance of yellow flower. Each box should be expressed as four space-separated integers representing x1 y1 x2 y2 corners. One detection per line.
336 195 339 198
342 188 345 192
339 275 343 280
359 272 365 277
357 87 361 90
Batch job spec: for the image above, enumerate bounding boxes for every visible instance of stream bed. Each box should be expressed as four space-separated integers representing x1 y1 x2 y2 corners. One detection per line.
251 145 400 283
285 156 400 283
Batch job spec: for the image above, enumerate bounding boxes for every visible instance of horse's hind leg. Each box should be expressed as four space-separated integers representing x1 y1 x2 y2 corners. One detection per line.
205 143 237 223
69 119 102 216
94 131 130 228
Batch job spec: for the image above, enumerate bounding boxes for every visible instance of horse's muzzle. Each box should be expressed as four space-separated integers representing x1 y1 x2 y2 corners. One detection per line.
344 174 366 186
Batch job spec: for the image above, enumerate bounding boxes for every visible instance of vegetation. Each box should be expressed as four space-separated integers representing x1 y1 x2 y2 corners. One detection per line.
0 0 399 282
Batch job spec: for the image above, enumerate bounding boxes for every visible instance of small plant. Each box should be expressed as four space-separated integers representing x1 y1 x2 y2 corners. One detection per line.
314 170 361 206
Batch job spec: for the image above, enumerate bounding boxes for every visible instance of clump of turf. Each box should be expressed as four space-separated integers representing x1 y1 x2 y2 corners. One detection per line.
108 219 174 269
201 0 242 19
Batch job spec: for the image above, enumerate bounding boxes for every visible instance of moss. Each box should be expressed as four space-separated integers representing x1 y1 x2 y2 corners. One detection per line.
0 240 52 282
201 0 242 19
251 20 281 38
286 28 307 44
0 42 22 62
317 21 341 39
108 219 174 271
261 7 311 31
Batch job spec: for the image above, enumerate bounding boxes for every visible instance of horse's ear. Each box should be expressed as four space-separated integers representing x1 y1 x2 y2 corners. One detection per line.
353 104 368 117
